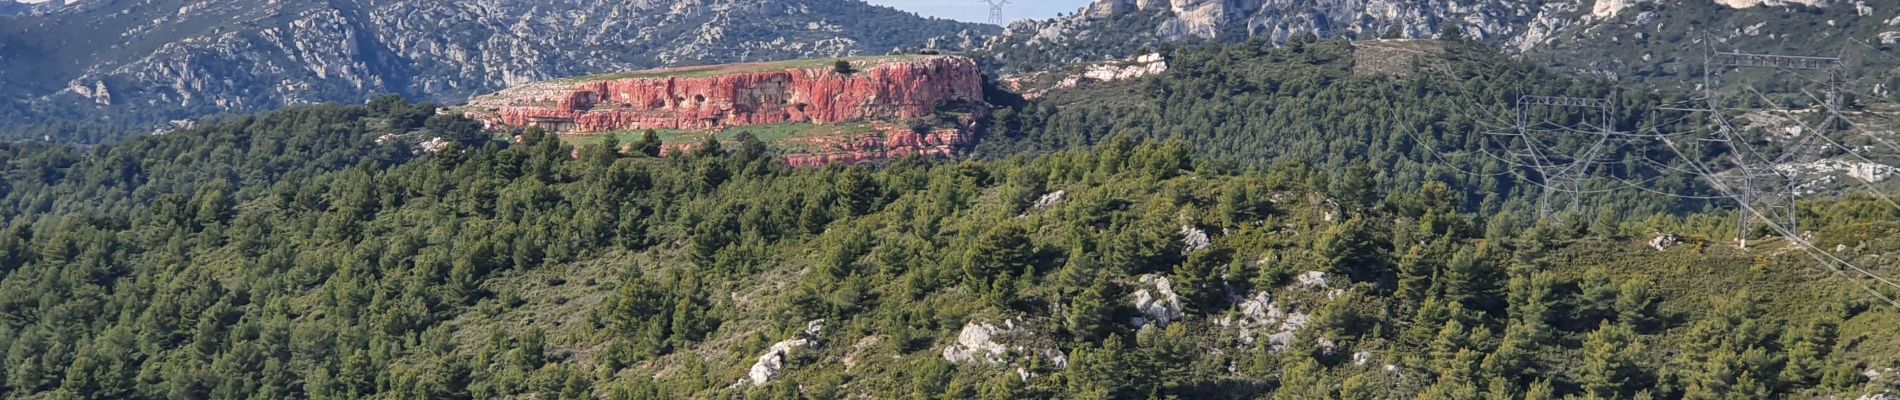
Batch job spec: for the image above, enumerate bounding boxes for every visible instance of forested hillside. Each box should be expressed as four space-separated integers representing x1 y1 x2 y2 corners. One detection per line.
0 99 1897 399
979 38 1734 221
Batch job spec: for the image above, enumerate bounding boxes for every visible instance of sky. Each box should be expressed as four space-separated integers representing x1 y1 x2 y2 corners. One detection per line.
864 0 1093 24
9 0 1093 23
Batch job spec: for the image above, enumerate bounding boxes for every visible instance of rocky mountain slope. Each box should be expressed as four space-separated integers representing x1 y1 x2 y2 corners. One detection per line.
0 1 59 16
6 0 1886 143
0 0 994 141
981 0 1900 84
464 54 989 166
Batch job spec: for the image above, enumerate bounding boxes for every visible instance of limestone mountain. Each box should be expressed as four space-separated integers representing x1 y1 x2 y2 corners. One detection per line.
981 0 1899 85
0 0 995 141
0 1 60 16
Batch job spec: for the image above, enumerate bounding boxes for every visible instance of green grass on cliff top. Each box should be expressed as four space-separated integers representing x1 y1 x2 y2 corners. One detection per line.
555 55 932 83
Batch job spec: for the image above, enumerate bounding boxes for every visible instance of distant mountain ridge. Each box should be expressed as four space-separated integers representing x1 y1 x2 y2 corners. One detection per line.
0 0 995 141
980 0 1900 86
0 1 60 16
7 0 1896 142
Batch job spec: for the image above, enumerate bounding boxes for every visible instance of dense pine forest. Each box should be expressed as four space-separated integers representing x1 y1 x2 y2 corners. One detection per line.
0 85 1897 399
977 37 1753 221
0 29 1895 399
988 36 1892 226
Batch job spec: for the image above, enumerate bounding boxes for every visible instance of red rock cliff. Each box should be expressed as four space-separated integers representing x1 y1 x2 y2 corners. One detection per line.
464 55 988 134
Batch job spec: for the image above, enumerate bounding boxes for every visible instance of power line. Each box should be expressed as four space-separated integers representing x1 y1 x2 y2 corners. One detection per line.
1448 36 1900 306
977 0 1010 25
1489 94 1619 220
1696 45 1851 245
1656 136 1900 308
1775 89 1900 213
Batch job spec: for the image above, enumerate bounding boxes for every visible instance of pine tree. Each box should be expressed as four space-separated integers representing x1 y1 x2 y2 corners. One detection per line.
1066 272 1112 340
1339 371 1389 400
1674 294 1779 400
1614 277 1659 330
977 371 1023 400
1523 378 1557 400
1482 377 1516 400
835 168 880 217
1504 270 1555 334
1441 242 1503 314
1580 321 1644 399
1572 267 1619 327
1778 315 1838 389
1275 357 1337 400
1590 205 1621 239
1395 244 1439 307
635 130 663 157
1417 377 1480 400
964 224 1035 292
1481 323 1539 386
1172 247 1232 312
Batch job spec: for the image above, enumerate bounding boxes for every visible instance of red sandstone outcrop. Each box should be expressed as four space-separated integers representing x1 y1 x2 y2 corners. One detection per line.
464 55 986 134
462 55 988 166
777 122 972 168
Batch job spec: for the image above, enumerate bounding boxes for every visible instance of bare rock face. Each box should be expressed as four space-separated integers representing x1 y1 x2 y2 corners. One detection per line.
1649 234 1681 252
464 55 987 166
1296 271 1330 288
1216 291 1311 351
741 319 825 387
1000 53 1169 100
1217 270 1344 352
942 322 1015 366
942 319 1067 369
1131 274 1186 328
1179 225 1211 254
1032 190 1069 210
1865 367 1896 383
466 56 984 134
1352 351 1374 365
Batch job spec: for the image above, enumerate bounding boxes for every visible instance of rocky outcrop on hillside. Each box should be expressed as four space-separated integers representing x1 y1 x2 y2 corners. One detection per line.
776 123 976 167
1219 291 1312 351
740 319 825 387
465 56 985 134
1216 270 1337 352
941 319 1067 372
1131 274 1186 328
466 55 986 166
1000 53 1168 100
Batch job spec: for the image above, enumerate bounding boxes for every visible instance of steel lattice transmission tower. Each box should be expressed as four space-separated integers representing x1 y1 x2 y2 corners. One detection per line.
979 0 1010 25
1487 95 1619 221
1700 48 1844 247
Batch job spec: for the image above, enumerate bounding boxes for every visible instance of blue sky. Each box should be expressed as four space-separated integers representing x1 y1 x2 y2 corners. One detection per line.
865 0 1093 24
